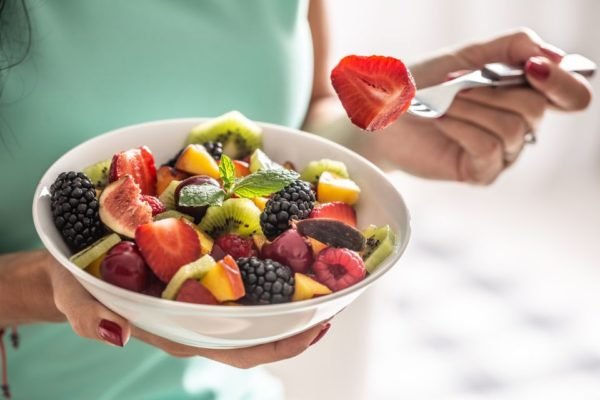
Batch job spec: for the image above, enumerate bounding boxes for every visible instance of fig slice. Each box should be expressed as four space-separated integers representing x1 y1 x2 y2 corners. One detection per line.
294 218 366 251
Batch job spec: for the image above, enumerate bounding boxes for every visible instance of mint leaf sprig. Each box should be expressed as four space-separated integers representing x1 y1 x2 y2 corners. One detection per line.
178 154 299 208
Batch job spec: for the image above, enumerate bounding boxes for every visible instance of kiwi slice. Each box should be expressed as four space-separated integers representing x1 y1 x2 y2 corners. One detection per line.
300 159 349 183
154 210 194 222
198 198 262 237
186 111 263 159
83 159 111 189
69 233 121 269
162 255 217 300
158 180 181 210
249 149 281 172
361 225 396 273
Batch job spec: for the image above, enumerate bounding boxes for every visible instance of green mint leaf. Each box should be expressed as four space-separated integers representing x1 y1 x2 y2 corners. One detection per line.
179 184 225 207
219 154 236 191
233 169 299 198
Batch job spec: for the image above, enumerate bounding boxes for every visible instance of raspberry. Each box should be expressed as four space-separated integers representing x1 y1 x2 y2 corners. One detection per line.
141 195 166 216
312 247 366 292
237 257 295 304
215 234 257 259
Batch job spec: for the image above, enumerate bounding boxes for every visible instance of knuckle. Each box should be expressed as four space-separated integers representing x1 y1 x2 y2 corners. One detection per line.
512 27 537 43
480 139 503 159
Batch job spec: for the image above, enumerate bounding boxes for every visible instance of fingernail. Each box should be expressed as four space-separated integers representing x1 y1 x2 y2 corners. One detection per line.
98 319 123 347
310 323 331 346
539 44 565 63
525 57 550 81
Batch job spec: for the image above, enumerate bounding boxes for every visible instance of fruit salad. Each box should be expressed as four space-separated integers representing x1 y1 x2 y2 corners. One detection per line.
49 111 396 305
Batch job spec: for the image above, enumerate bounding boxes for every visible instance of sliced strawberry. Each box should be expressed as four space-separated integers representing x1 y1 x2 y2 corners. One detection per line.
215 234 257 260
312 247 366 292
135 218 201 282
309 202 357 227
331 55 416 132
109 146 157 195
141 195 167 216
176 279 219 305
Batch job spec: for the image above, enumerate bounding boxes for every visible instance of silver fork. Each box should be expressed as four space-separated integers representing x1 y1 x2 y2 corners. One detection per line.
408 53 596 119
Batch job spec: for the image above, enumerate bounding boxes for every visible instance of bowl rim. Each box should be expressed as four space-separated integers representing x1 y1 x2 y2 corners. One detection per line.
33 117 411 317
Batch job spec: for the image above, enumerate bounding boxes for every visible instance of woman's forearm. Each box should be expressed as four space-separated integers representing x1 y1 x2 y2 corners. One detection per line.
0 250 64 325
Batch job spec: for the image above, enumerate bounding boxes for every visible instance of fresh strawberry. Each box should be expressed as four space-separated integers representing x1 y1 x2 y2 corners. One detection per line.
176 279 219 305
215 234 257 260
232 160 250 177
141 195 166 216
109 146 157 195
309 202 357 227
330 55 416 132
312 247 366 292
135 218 201 282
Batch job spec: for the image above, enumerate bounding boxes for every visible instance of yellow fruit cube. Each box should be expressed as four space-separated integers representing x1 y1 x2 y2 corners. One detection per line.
292 273 332 301
317 171 360 205
175 144 220 179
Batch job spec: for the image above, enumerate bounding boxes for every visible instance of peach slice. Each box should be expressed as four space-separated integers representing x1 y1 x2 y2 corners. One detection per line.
156 166 188 196
317 171 360 205
252 196 269 211
233 160 251 177
175 144 220 179
200 255 246 302
292 273 332 301
196 227 214 255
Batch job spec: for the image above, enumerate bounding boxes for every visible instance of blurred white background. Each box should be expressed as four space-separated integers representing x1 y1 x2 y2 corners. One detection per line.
267 1 600 399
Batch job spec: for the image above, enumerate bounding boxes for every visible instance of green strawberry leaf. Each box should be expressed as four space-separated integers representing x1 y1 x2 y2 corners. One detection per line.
219 154 236 191
232 169 299 199
178 184 225 208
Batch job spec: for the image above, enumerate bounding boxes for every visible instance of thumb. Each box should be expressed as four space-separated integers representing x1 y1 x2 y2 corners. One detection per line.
455 28 564 68
51 265 131 347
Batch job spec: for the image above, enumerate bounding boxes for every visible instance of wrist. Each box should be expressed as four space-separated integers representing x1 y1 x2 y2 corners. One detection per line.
0 250 64 325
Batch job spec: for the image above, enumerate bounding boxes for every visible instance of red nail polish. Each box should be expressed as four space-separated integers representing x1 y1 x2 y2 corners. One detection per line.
525 58 550 81
310 323 331 346
539 44 565 63
98 319 123 347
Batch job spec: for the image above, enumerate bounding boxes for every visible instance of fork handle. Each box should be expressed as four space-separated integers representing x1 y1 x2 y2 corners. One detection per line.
481 53 596 87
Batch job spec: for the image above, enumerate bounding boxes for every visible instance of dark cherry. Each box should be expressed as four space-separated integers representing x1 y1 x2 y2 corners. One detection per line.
261 229 313 273
174 175 220 222
101 241 150 292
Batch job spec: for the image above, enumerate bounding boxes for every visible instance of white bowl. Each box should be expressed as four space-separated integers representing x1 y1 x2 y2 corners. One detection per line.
32 118 410 349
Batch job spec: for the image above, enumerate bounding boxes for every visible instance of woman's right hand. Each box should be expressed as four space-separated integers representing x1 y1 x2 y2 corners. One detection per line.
45 251 329 369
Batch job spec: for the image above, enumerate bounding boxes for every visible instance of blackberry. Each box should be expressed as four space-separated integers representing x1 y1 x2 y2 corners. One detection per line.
237 257 295 304
201 141 223 161
260 180 315 240
50 171 104 252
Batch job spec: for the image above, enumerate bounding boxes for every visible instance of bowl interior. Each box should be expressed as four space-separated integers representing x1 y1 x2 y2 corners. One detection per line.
32 119 411 314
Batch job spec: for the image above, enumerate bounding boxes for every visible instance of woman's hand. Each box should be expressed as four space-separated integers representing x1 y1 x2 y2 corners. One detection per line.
369 29 592 184
47 258 329 368
0 250 329 369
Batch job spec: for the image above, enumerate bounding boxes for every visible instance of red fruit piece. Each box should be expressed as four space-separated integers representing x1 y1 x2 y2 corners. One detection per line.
135 218 201 283
176 279 219 305
312 247 366 292
141 195 167 216
309 202 357 227
331 55 416 132
215 234 257 260
109 146 157 195
261 230 313 274
100 241 150 293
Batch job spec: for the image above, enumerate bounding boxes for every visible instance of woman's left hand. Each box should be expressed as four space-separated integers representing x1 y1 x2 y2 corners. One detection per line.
367 28 592 184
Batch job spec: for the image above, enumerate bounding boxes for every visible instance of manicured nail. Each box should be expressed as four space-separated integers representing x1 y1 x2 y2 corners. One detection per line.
310 323 331 346
98 319 123 347
525 57 550 81
539 44 565 63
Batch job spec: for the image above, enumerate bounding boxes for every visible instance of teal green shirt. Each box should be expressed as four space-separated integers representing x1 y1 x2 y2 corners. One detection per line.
0 1 312 398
